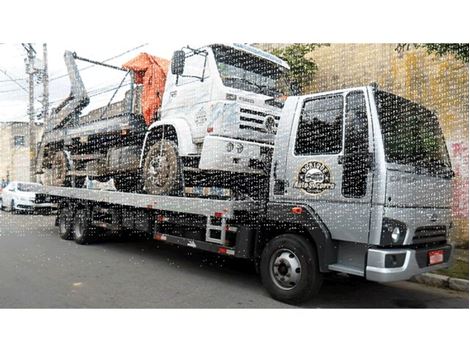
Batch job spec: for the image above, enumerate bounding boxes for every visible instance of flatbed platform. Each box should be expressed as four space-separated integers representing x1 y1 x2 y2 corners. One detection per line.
40 186 261 219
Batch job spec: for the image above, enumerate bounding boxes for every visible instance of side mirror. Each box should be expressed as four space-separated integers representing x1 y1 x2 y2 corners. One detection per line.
290 81 301 95
171 50 186 75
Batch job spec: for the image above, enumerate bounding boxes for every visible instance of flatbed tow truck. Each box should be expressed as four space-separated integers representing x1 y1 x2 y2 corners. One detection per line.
39 84 454 304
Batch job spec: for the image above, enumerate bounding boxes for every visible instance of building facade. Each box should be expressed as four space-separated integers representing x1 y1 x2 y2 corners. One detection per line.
0 122 43 184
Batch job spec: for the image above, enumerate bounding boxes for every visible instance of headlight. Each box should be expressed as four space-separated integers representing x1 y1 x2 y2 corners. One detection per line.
391 227 401 243
381 218 407 246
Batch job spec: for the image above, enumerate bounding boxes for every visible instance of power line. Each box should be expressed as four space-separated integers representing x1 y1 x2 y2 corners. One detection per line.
0 43 148 95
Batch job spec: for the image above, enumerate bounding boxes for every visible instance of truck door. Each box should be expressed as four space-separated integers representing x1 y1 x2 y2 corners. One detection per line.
283 89 374 243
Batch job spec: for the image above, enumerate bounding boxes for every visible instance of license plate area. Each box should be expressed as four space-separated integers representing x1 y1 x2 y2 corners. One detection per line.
428 249 444 266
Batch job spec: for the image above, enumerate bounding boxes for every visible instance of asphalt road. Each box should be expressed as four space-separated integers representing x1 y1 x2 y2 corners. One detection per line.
0 210 468 308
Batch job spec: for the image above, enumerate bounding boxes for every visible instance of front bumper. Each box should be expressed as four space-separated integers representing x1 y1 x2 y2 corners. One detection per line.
366 244 453 282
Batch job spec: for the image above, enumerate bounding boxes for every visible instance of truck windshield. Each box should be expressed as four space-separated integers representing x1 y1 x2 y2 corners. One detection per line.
211 45 292 97
375 90 452 178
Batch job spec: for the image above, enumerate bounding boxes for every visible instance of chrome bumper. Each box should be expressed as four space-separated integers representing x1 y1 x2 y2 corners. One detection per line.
366 244 453 282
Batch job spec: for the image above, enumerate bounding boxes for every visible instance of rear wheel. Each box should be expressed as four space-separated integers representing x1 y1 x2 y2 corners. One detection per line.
260 234 322 304
58 208 73 240
73 208 97 245
143 140 182 195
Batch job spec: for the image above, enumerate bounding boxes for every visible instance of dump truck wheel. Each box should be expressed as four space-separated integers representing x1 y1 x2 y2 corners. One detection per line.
260 234 323 305
143 140 181 195
44 151 68 186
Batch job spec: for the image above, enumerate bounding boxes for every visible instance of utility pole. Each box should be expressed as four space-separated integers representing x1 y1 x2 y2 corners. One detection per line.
42 43 49 125
22 43 37 182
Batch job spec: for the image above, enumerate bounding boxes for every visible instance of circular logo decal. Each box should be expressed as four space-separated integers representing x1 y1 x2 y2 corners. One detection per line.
293 161 335 195
264 115 276 134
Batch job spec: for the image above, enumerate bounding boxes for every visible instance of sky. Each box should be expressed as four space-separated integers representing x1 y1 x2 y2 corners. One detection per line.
0 42 189 123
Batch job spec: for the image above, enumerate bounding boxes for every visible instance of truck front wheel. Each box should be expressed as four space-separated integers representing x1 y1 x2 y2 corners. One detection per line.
143 140 181 195
260 234 322 304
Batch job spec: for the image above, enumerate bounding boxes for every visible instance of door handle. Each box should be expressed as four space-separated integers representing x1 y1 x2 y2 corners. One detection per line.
338 155 344 164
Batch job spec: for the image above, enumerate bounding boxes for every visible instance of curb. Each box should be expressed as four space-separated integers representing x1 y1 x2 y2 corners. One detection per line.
410 273 469 292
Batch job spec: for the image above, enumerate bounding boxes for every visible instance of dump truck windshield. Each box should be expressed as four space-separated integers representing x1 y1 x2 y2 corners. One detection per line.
212 45 292 97
375 90 452 178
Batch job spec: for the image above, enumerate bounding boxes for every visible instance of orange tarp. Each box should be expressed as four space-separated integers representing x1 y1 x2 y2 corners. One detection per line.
123 53 169 126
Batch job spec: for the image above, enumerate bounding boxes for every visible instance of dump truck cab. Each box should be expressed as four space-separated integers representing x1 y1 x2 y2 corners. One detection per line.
270 85 453 282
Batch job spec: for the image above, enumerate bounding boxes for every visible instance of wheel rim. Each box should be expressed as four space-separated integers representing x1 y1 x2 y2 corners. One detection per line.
144 141 178 195
270 249 302 290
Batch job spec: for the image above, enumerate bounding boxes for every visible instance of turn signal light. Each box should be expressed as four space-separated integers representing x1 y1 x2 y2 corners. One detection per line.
291 207 303 214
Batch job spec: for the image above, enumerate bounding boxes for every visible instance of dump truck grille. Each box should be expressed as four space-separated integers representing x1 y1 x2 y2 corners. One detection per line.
413 226 447 244
239 108 280 134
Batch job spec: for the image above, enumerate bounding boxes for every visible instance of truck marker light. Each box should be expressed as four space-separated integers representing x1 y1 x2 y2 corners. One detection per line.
121 129 129 136
291 207 303 214
154 233 167 241
207 127 214 133
156 214 169 223
214 211 224 218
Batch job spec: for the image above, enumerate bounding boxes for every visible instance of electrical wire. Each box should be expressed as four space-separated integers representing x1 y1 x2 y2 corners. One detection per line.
0 43 148 95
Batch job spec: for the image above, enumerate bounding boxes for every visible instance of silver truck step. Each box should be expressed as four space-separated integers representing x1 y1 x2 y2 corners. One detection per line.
328 264 364 277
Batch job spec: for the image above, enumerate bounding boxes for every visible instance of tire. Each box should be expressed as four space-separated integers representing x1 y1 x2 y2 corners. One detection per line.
260 234 322 305
58 208 74 240
43 151 68 186
73 208 96 245
10 200 15 213
143 140 182 195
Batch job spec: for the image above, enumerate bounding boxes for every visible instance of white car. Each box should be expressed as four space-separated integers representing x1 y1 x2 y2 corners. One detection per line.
0 181 56 214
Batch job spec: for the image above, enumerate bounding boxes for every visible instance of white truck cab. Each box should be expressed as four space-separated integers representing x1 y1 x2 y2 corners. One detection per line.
143 44 293 186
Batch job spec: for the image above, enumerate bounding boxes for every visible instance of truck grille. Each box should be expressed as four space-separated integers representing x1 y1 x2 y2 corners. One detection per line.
239 108 280 134
413 226 447 245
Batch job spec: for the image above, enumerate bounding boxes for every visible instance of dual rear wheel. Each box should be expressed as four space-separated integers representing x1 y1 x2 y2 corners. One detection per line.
58 207 99 244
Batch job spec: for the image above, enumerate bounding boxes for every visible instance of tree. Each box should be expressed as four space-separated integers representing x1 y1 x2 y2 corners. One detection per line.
396 43 469 63
269 44 324 94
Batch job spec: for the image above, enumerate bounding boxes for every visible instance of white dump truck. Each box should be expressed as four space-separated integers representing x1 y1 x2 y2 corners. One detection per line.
41 80 454 304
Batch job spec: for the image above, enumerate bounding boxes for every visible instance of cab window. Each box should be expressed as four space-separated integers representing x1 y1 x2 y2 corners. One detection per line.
294 94 344 155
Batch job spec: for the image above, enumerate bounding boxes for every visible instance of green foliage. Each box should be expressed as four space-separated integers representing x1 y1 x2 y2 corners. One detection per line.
269 44 323 94
396 43 469 63
421 44 469 63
